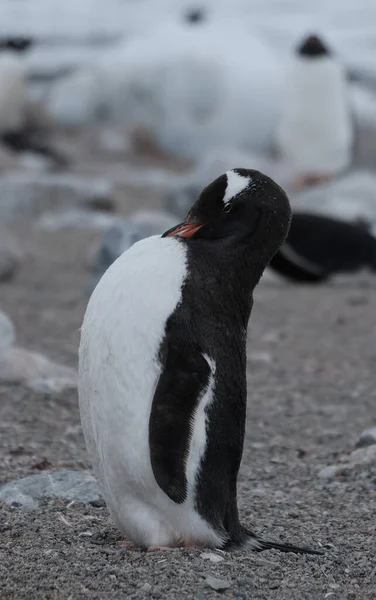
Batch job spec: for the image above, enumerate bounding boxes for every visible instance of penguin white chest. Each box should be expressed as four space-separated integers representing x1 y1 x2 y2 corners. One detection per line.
78 235 221 548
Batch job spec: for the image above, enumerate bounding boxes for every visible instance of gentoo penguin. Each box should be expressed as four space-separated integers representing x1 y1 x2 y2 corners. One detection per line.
275 34 354 188
79 169 322 554
269 212 376 283
0 37 68 167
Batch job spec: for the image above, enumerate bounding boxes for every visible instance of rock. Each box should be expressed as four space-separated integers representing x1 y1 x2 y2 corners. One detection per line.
0 346 77 390
318 445 376 478
97 128 130 155
26 376 77 394
0 230 22 282
35 209 120 232
205 576 231 592
350 445 376 464
0 172 114 223
86 210 177 294
355 427 376 448
200 552 224 563
0 310 15 351
318 465 346 479
18 152 51 172
0 470 101 509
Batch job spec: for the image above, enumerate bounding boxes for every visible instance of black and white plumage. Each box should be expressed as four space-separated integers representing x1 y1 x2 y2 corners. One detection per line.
270 213 376 283
78 169 322 554
275 33 353 178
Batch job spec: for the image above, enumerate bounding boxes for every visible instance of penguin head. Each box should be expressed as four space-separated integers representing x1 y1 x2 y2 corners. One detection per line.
162 168 291 262
0 37 33 53
297 34 330 58
184 8 205 24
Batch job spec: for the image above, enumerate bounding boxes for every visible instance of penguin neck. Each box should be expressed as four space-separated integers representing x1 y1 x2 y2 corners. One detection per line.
187 241 265 327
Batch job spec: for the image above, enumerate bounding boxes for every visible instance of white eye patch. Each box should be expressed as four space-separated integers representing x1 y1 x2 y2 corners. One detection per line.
222 170 251 206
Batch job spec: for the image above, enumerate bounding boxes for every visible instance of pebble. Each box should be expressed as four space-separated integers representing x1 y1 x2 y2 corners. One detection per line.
0 470 101 509
200 552 225 563
355 427 376 448
318 445 376 478
205 576 231 592
0 310 15 351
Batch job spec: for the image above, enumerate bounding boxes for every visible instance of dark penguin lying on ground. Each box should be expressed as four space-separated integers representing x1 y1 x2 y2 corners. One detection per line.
0 36 68 168
275 33 354 188
79 169 322 555
270 213 376 283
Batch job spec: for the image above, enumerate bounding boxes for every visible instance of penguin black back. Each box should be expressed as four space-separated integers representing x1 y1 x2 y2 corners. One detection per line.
270 213 376 283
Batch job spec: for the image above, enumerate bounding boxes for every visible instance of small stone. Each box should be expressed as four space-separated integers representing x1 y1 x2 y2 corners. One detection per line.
141 583 152 592
205 576 231 592
356 427 376 448
318 445 376 479
0 470 102 508
349 445 376 465
200 552 224 563
318 465 347 479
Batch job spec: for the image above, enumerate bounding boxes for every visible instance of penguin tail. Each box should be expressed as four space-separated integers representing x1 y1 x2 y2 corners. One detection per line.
243 530 323 555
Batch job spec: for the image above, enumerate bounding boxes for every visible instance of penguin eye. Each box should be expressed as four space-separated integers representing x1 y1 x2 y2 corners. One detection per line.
223 204 232 214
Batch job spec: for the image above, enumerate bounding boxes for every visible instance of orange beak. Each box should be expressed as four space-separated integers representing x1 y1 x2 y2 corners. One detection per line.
163 222 203 239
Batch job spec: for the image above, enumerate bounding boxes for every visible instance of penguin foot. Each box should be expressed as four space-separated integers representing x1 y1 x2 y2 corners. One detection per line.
254 537 324 556
238 528 323 555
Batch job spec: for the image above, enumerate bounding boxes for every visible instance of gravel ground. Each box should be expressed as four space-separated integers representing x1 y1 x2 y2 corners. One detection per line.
0 218 375 599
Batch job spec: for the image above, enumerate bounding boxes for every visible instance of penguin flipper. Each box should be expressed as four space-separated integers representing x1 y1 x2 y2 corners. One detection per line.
149 340 211 505
270 242 327 283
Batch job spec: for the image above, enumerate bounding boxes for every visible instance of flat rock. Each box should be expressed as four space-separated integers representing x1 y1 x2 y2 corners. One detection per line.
0 173 114 223
205 576 231 592
0 346 77 390
355 427 376 448
0 470 101 509
0 310 15 351
35 208 120 232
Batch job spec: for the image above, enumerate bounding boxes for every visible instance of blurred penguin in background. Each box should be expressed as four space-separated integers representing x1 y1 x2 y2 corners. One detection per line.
275 34 354 189
0 36 68 167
